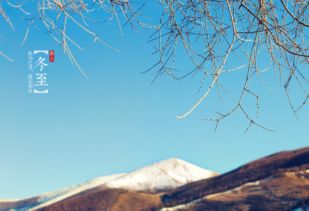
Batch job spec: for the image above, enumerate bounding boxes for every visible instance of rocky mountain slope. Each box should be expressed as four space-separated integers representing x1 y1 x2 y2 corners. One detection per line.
159 147 309 210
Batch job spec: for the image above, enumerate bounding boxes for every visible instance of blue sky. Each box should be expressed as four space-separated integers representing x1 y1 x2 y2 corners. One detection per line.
0 1 308 199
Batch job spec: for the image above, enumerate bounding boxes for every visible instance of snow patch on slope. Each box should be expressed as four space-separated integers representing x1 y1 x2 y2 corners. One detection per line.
29 173 125 211
0 199 19 202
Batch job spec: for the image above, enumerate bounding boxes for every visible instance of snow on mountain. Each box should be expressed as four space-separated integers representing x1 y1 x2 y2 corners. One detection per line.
105 158 217 191
0 199 19 202
0 158 217 211
29 173 125 211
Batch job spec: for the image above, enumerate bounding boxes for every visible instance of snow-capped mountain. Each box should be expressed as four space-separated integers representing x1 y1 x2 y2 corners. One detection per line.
1 148 308 211
0 158 217 211
1 148 309 211
106 158 217 191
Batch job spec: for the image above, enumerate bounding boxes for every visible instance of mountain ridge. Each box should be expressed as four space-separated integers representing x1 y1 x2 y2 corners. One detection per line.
0 158 217 211
1 147 308 211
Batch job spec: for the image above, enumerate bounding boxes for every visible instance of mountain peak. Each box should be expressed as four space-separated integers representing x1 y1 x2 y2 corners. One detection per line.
156 158 190 166
106 158 217 192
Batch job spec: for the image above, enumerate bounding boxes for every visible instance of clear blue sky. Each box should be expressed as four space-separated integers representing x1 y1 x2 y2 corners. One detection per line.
0 1 308 199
